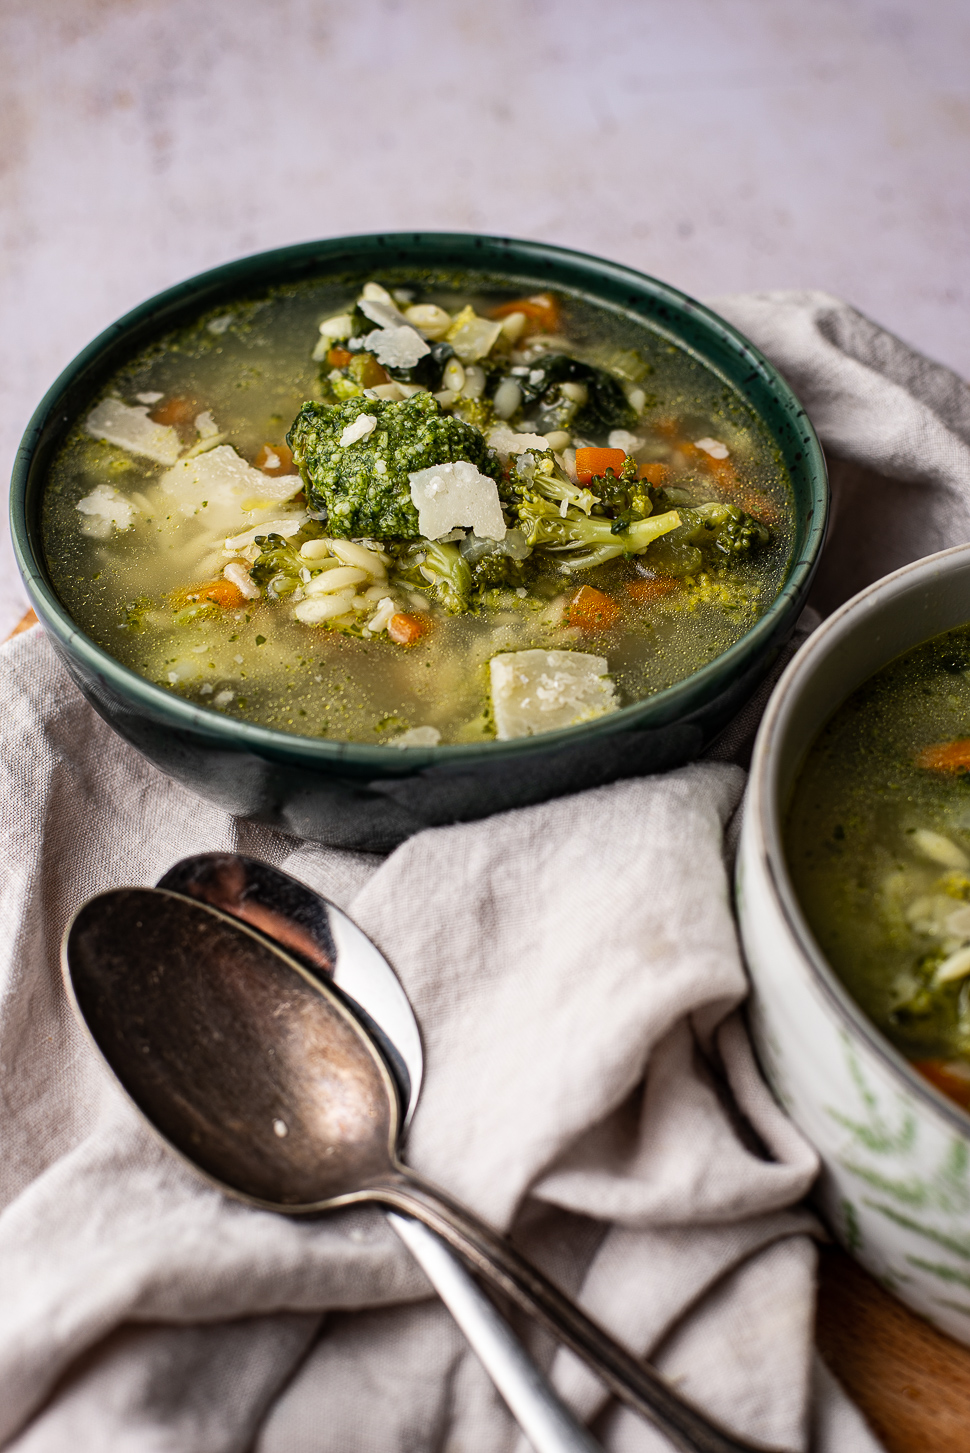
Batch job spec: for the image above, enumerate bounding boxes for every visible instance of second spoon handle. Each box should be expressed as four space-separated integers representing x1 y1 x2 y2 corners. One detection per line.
388 1212 602 1453
371 1174 779 1453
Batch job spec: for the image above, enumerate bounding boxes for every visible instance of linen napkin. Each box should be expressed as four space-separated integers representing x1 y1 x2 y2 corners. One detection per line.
3 288 968 1452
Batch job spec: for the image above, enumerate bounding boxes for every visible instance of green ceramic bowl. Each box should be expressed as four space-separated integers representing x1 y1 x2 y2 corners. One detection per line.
11 233 827 849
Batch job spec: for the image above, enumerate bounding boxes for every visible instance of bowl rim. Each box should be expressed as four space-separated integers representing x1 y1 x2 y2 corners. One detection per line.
11 230 827 768
748 539 970 1136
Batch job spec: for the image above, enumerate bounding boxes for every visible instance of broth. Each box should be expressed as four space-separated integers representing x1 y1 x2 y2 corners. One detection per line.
42 272 793 746
787 624 970 1113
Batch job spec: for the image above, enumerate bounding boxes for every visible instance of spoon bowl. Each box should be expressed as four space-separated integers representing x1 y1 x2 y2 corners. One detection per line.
67 888 397 1207
156 853 418 1124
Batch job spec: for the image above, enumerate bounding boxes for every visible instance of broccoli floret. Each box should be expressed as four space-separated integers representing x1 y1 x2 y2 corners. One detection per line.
455 527 532 593
640 502 771 577
589 462 655 524
671 502 771 558
502 447 769 575
407 539 472 613
287 392 500 539
503 449 677 569
249 534 307 597
505 449 600 513
696 501 771 556
470 553 528 589
249 522 329 598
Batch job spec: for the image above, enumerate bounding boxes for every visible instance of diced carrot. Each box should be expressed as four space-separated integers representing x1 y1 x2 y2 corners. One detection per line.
171 579 247 610
626 577 679 604
203 580 247 608
254 442 296 476
150 397 198 427
638 463 670 486
654 416 682 440
912 1060 970 1112
6 609 38 640
575 447 627 486
490 292 560 332
327 346 353 368
350 352 390 389
387 612 432 646
915 739 970 772
566 585 621 630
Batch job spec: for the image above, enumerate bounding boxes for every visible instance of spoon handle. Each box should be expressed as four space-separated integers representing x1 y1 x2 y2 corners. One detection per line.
388 1213 603 1453
369 1175 779 1453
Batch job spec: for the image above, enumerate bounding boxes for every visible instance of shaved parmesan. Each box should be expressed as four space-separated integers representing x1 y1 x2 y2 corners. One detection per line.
445 307 502 363
223 561 260 599
487 424 550 459
339 414 378 447
490 649 618 739
362 325 430 369
159 445 302 516
408 460 506 541
84 399 181 466
76 484 138 538
364 596 398 636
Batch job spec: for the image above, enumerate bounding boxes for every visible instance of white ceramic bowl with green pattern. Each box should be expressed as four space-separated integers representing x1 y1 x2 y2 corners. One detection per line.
738 542 970 1345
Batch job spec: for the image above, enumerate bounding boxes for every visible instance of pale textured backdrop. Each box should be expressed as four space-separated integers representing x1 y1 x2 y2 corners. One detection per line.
1 0 968 635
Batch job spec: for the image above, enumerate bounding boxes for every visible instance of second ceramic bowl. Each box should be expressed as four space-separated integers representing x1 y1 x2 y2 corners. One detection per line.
739 542 970 1345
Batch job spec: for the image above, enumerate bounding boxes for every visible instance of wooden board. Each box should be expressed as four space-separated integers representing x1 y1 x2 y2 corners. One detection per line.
817 1244 970 1451
7 609 37 638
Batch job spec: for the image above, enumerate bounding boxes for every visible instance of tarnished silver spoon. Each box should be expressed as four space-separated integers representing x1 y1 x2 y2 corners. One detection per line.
63 887 774 1453
157 852 600 1453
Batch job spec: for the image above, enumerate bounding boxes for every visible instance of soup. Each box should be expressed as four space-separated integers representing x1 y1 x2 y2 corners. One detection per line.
42 273 793 746
787 624 970 1114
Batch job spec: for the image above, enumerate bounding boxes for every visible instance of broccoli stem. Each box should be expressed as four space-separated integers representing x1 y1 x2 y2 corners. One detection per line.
520 498 681 571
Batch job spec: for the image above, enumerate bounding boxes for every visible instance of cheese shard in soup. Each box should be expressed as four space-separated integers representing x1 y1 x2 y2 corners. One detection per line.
41 274 794 746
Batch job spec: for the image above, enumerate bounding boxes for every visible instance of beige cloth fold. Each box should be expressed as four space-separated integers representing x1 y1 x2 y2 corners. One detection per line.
4 287 963 1452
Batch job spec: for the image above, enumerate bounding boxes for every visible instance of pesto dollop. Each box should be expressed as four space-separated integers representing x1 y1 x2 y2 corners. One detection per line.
288 392 501 539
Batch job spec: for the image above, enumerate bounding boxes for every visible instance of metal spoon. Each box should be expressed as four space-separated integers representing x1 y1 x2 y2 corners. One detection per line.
156 852 600 1453
63 888 774 1453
